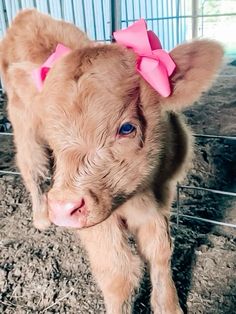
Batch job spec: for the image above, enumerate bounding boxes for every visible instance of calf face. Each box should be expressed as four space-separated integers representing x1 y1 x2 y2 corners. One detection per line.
37 46 160 228
34 41 223 229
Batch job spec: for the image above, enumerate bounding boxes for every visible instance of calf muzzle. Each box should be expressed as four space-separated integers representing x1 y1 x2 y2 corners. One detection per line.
48 198 88 228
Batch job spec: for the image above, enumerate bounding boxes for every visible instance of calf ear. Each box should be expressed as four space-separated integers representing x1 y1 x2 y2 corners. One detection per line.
7 62 39 104
161 40 224 111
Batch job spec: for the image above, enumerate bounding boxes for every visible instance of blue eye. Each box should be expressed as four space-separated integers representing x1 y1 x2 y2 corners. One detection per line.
118 123 136 135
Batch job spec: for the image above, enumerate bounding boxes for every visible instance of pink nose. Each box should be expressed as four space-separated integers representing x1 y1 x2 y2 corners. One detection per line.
48 198 88 228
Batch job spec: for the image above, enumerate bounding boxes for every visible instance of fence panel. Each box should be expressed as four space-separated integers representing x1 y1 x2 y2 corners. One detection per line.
0 0 111 41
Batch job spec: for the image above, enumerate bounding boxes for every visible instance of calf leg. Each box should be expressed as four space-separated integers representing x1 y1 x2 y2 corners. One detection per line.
78 213 142 314
8 96 50 230
121 192 183 314
15 135 50 230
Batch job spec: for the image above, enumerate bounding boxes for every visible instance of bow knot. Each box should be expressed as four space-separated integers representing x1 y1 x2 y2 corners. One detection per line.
114 19 175 97
32 43 71 91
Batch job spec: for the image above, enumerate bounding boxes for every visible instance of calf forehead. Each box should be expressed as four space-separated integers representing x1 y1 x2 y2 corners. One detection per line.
45 45 138 104
43 87 125 152
45 78 133 132
45 66 138 128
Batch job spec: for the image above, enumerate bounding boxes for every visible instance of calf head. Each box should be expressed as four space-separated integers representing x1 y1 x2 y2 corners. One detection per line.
9 40 223 228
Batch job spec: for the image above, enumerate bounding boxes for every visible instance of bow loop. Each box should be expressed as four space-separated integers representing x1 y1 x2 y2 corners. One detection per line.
147 30 162 51
32 43 71 91
114 19 175 97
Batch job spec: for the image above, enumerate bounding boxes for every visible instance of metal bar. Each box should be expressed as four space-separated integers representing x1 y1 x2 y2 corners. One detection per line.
96 39 112 42
91 0 97 40
121 12 236 23
81 0 87 33
201 0 205 36
0 132 13 136
0 170 51 182
110 0 121 40
183 0 186 43
179 0 182 44
166 0 170 50
219 75 236 77
1 131 234 141
154 0 158 42
132 0 135 25
176 0 180 44
176 182 180 228
4 0 13 23
144 0 148 27
171 0 175 49
192 0 198 38
150 0 154 30
59 0 63 19
172 212 236 229
124 0 128 27
71 1 76 24
0 0 7 36
179 185 236 197
0 170 20 176
46 0 51 14
138 0 141 18
161 0 165 48
193 134 236 140
100 0 106 40
155 0 159 40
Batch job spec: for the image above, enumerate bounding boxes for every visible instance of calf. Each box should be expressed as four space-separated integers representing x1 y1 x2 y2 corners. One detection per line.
0 9 223 314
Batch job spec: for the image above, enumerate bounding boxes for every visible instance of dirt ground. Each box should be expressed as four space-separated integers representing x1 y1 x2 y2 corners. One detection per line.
0 60 235 314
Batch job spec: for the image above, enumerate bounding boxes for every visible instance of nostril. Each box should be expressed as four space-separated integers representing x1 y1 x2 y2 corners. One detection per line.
48 197 88 228
70 208 78 216
70 198 85 216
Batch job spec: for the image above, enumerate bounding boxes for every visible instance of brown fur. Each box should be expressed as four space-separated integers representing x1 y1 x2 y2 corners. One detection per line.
0 9 223 314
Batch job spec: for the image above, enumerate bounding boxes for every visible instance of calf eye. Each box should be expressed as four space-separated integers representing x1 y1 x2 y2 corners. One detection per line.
118 123 136 135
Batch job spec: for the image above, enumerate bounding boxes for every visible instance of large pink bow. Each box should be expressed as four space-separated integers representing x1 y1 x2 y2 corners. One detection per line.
32 43 71 91
114 19 176 97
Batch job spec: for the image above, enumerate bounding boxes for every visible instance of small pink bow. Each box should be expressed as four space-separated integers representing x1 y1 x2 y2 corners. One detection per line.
114 19 176 97
32 43 71 91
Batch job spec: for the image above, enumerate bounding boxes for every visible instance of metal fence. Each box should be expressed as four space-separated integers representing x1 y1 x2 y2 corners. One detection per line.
1 0 187 48
0 0 112 41
1 1 236 51
0 0 236 229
